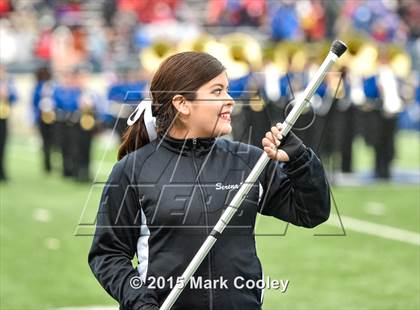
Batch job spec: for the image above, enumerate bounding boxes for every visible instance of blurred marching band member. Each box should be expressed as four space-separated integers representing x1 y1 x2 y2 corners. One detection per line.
263 58 326 154
77 90 98 183
293 58 328 157
0 65 17 182
328 66 355 174
53 65 101 182
255 59 287 144
304 64 358 176
32 66 57 174
399 73 420 131
228 72 256 143
360 55 403 179
53 68 81 178
233 57 290 148
107 66 148 140
374 53 403 179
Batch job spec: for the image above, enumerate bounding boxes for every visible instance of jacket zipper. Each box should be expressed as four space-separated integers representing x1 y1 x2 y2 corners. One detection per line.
191 138 214 310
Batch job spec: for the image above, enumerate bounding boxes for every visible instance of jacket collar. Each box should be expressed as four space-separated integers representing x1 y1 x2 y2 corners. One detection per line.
158 132 216 156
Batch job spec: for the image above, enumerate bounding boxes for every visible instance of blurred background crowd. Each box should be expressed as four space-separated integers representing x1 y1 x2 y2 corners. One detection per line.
0 0 419 183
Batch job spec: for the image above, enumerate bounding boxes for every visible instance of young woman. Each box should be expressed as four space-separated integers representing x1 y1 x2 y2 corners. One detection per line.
88 52 330 310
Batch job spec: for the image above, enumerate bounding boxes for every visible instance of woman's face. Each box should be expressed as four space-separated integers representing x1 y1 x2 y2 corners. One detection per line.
185 71 235 138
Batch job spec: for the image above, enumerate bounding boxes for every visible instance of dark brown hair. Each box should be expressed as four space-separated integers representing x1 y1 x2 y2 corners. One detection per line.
117 51 225 160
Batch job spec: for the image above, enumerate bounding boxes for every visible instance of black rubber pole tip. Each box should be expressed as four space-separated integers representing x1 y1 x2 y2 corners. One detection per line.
330 40 347 57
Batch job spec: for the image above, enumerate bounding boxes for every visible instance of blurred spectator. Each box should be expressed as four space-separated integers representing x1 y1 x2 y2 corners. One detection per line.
104 11 138 66
323 0 341 38
0 0 12 17
102 0 118 27
207 0 266 27
51 25 88 74
340 0 408 43
270 1 303 41
398 0 420 39
0 0 415 74
397 0 420 71
0 18 18 64
54 0 82 26
34 14 55 62
86 18 108 72
11 9 38 65
297 0 326 41
116 0 179 24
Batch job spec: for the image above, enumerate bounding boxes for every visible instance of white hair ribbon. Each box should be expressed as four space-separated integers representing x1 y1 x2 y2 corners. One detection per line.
126 100 157 141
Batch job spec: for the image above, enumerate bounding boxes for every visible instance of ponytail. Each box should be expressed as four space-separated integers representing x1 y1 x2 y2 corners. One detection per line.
117 113 150 160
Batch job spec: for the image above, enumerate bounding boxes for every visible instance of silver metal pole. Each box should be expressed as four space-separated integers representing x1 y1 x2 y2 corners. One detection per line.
160 40 347 310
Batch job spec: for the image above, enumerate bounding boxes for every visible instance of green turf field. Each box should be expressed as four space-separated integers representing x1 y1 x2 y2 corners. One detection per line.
1 131 419 310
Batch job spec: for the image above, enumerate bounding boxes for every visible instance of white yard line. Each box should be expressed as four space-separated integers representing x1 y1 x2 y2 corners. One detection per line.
328 214 420 246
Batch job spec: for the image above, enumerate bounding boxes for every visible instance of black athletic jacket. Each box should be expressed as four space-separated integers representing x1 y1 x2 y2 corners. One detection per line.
88 134 331 310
